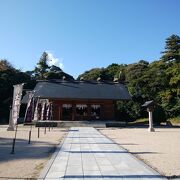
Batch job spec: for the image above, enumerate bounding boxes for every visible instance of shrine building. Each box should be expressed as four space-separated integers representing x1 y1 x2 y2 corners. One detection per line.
26 79 131 121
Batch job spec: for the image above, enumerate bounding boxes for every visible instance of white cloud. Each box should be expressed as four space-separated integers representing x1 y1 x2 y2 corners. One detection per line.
46 51 64 70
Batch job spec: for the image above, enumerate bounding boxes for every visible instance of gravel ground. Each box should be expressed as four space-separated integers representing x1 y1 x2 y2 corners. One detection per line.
99 127 180 178
1 125 179 179
0 125 67 179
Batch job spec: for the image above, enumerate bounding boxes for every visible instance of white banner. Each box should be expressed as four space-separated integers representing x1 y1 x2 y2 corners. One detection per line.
33 97 39 121
40 99 49 120
24 91 34 123
7 84 24 130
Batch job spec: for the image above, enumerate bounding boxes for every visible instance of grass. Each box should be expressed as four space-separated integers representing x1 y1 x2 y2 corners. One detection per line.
129 117 180 126
128 118 148 125
167 117 180 125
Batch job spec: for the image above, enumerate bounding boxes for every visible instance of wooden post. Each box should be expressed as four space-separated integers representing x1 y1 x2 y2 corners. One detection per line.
72 104 76 121
38 127 40 138
11 125 18 154
28 130 31 144
11 138 16 154
59 104 62 120
87 104 91 120
44 123 46 134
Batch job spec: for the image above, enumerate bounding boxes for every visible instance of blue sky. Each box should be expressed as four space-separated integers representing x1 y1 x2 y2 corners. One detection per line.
0 0 179 78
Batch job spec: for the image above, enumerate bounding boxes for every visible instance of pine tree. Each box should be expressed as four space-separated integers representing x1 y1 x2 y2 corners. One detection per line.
34 52 50 79
161 34 180 63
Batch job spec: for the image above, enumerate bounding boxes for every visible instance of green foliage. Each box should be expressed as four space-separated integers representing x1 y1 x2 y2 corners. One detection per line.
77 64 126 83
125 61 149 97
153 105 167 125
0 59 14 71
116 101 143 122
0 60 34 123
168 116 180 125
45 65 74 80
161 34 180 63
78 68 103 80
34 52 50 79
45 71 74 80
34 52 74 80
78 34 180 121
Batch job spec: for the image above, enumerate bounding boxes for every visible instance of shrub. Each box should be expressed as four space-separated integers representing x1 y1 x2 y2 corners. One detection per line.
153 105 167 125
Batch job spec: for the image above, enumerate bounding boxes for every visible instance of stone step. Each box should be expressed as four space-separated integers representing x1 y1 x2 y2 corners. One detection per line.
35 120 126 128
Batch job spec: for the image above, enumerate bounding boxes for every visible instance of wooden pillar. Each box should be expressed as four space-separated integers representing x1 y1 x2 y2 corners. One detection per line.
54 104 59 120
87 104 91 120
100 104 104 119
72 103 76 121
59 104 62 120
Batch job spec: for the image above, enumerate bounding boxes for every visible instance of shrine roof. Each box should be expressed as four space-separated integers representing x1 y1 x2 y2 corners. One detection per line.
22 79 131 102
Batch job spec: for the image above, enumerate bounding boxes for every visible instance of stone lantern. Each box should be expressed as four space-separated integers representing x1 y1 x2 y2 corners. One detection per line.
142 100 155 132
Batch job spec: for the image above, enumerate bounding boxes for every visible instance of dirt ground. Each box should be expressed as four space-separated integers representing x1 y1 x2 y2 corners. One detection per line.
0 125 67 179
100 127 180 178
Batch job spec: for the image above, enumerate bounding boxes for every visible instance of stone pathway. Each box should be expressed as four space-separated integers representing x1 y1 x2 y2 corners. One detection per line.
39 127 166 180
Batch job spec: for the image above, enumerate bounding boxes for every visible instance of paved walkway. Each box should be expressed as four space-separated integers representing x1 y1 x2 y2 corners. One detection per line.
40 127 166 180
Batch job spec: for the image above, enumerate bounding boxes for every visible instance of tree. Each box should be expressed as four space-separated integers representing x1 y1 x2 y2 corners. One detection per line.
125 62 149 97
161 34 180 63
0 59 14 71
45 65 74 80
33 52 74 80
34 52 50 79
78 68 103 80
77 64 127 81
0 60 33 123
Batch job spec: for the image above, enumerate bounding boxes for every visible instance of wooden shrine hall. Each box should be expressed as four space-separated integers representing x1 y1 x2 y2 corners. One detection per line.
23 79 131 121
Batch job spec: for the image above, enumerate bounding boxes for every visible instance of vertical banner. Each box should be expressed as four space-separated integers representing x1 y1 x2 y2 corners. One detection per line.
7 84 24 131
40 99 49 120
33 97 39 121
41 100 46 120
46 100 51 120
24 91 34 123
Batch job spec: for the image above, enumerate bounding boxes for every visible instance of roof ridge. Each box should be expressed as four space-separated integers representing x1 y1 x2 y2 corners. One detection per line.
37 79 123 84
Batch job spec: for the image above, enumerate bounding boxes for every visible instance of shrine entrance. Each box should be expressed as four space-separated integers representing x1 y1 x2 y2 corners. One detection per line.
55 100 113 121
61 104 72 120
91 105 101 120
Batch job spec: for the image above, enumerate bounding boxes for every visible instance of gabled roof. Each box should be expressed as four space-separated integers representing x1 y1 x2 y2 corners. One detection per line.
23 80 131 102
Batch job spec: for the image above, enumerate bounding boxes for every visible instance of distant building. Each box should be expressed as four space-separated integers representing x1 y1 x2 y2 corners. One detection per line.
22 79 131 121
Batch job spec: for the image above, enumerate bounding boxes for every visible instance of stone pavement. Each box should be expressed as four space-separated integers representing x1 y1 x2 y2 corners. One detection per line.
39 127 166 180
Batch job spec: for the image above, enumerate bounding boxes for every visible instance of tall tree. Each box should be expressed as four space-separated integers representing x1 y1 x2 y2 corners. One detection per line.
161 34 180 63
34 52 50 79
